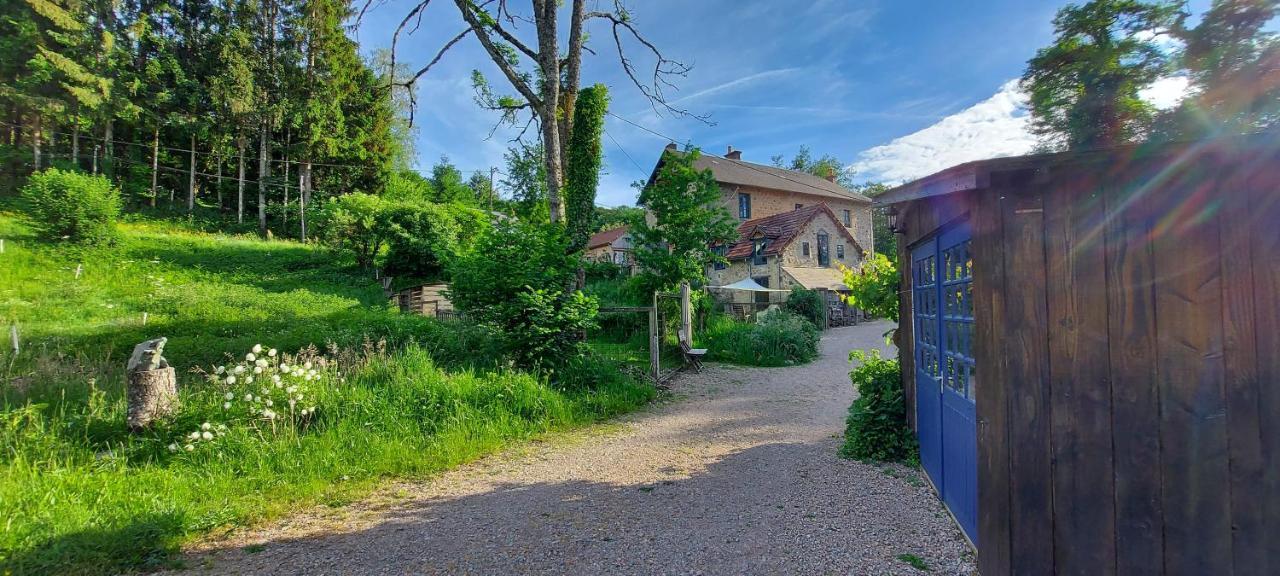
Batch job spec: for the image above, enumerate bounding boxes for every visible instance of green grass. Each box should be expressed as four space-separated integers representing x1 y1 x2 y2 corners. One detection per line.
897 552 931 571
0 208 654 575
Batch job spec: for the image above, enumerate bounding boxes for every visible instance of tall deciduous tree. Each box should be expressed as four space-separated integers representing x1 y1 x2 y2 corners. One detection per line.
1164 0 1279 136
1021 0 1185 150
501 143 549 223
380 0 699 225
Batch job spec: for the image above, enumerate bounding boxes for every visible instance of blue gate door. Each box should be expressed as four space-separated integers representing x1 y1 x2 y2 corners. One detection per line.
912 223 978 545
912 241 943 489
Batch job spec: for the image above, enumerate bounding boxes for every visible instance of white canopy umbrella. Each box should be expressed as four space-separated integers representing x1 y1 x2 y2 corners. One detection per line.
709 278 789 292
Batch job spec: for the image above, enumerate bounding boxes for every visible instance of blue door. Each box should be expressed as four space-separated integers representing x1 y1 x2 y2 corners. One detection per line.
912 223 978 545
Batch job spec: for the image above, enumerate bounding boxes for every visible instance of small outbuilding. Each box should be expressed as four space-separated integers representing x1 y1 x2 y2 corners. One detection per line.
876 133 1278 576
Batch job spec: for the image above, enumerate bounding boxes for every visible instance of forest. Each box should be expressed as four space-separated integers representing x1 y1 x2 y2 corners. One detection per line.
0 0 415 239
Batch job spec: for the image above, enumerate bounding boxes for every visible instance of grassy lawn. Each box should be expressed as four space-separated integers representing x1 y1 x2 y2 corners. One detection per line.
0 209 654 575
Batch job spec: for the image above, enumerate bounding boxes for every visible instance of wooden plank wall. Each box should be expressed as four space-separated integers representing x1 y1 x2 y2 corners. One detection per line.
897 140 1278 575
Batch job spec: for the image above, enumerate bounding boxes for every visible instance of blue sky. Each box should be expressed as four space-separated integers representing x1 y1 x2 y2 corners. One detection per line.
354 0 1214 206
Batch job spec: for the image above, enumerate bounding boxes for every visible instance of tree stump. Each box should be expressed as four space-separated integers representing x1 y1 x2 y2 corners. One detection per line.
126 337 177 430
127 367 178 430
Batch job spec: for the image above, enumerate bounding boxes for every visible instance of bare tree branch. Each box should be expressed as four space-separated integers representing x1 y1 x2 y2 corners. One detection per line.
454 0 544 110
585 6 711 123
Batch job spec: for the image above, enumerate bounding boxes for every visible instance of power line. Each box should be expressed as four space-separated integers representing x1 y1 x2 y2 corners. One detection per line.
604 129 645 173
0 121 501 175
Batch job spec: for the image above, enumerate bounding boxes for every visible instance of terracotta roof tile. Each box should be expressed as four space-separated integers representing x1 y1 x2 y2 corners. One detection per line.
587 225 629 249
723 204 863 260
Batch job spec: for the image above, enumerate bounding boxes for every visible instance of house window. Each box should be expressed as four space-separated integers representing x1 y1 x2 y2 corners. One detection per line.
842 209 852 227
752 240 767 265
795 203 803 210
712 245 727 270
817 231 830 267
802 241 810 257
837 244 845 259
752 276 770 288
738 193 752 219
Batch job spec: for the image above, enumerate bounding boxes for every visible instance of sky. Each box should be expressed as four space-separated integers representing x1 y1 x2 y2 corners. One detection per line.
353 0 1216 207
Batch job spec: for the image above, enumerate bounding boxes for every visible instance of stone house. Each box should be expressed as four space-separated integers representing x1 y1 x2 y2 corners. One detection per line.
584 225 633 266
644 145 873 302
707 204 864 304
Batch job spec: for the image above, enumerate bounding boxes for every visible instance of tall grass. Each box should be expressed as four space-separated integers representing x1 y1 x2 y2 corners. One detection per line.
0 209 653 574
697 311 821 367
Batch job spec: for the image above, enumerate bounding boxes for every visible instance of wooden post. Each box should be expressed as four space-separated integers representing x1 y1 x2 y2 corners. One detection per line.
92 144 99 174
187 133 196 212
142 312 148 325
9 324 17 355
74 264 82 279
680 282 692 343
649 292 660 381
1 238 6 253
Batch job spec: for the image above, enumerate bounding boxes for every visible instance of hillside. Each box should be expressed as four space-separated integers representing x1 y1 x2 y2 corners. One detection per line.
0 209 652 575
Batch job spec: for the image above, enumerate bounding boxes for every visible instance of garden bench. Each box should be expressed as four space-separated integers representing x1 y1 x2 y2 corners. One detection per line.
677 329 707 372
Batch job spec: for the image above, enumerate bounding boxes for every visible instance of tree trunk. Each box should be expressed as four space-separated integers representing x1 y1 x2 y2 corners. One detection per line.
104 119 113 178
300 161 311 242
127 366 177 430
31 115 41 171
237 135 246 223
150 126 159 207
257 122 269 236
533 0 564 223
216 151 223 210
282 130 290 231
71 121 80 169
187 133 196 211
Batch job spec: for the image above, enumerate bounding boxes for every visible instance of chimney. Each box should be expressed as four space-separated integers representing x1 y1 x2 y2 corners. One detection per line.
825 166 837 182
725 146 742 160
665 142 677 152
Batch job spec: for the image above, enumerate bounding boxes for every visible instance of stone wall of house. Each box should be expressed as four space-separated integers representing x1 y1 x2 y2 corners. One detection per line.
716 184 873 254
779 211 861 270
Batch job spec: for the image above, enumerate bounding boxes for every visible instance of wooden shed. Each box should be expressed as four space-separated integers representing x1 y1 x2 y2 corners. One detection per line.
876 133 1278 576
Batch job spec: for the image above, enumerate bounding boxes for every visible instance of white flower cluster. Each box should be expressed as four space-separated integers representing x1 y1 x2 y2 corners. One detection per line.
208 344 322 426
168 421 228 452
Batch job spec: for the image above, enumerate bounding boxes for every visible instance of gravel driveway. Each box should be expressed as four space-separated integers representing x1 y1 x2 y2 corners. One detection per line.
170 321 976 575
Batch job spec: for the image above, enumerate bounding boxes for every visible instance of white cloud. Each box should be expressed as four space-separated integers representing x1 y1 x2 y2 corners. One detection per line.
851 76 1193 184
850 80 1036 184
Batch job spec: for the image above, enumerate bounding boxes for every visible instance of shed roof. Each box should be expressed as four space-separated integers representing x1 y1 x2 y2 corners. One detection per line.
873 132 1279 207
783 266 848 291
587 225 629 250
653 149 872 204
723 204 864 260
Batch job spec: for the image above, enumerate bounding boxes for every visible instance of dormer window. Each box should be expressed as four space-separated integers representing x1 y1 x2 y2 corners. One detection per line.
752 239 768 265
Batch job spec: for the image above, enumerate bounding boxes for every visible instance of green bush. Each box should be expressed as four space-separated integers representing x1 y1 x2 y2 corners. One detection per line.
840 252 900 322
839 349 918 463
20 168 122 244
449 220 599 369
700 310 820 366
313 192 390 268
382 201 488 280
785 287 826 327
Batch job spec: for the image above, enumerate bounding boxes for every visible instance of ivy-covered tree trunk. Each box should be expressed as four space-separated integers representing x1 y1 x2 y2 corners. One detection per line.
564 84 608 254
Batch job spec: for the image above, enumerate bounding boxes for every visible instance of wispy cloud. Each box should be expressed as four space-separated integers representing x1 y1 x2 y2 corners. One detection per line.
667 68 801 106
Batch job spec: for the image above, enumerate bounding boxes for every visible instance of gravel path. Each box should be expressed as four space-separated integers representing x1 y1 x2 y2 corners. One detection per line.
170 321 976 575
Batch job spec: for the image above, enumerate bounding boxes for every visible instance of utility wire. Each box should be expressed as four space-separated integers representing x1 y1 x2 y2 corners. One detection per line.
604 129 645 173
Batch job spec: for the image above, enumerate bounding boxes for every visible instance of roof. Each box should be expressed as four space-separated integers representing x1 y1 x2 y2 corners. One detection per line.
783 266 848 291
587 225 629 249
723 204 864 260
873 132 1278 207
653 149 871 204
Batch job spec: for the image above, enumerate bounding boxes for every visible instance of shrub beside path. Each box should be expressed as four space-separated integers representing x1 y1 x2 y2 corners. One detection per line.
168 321 975 575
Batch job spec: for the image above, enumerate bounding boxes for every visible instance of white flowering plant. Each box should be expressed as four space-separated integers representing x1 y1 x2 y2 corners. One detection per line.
170 344 339 451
